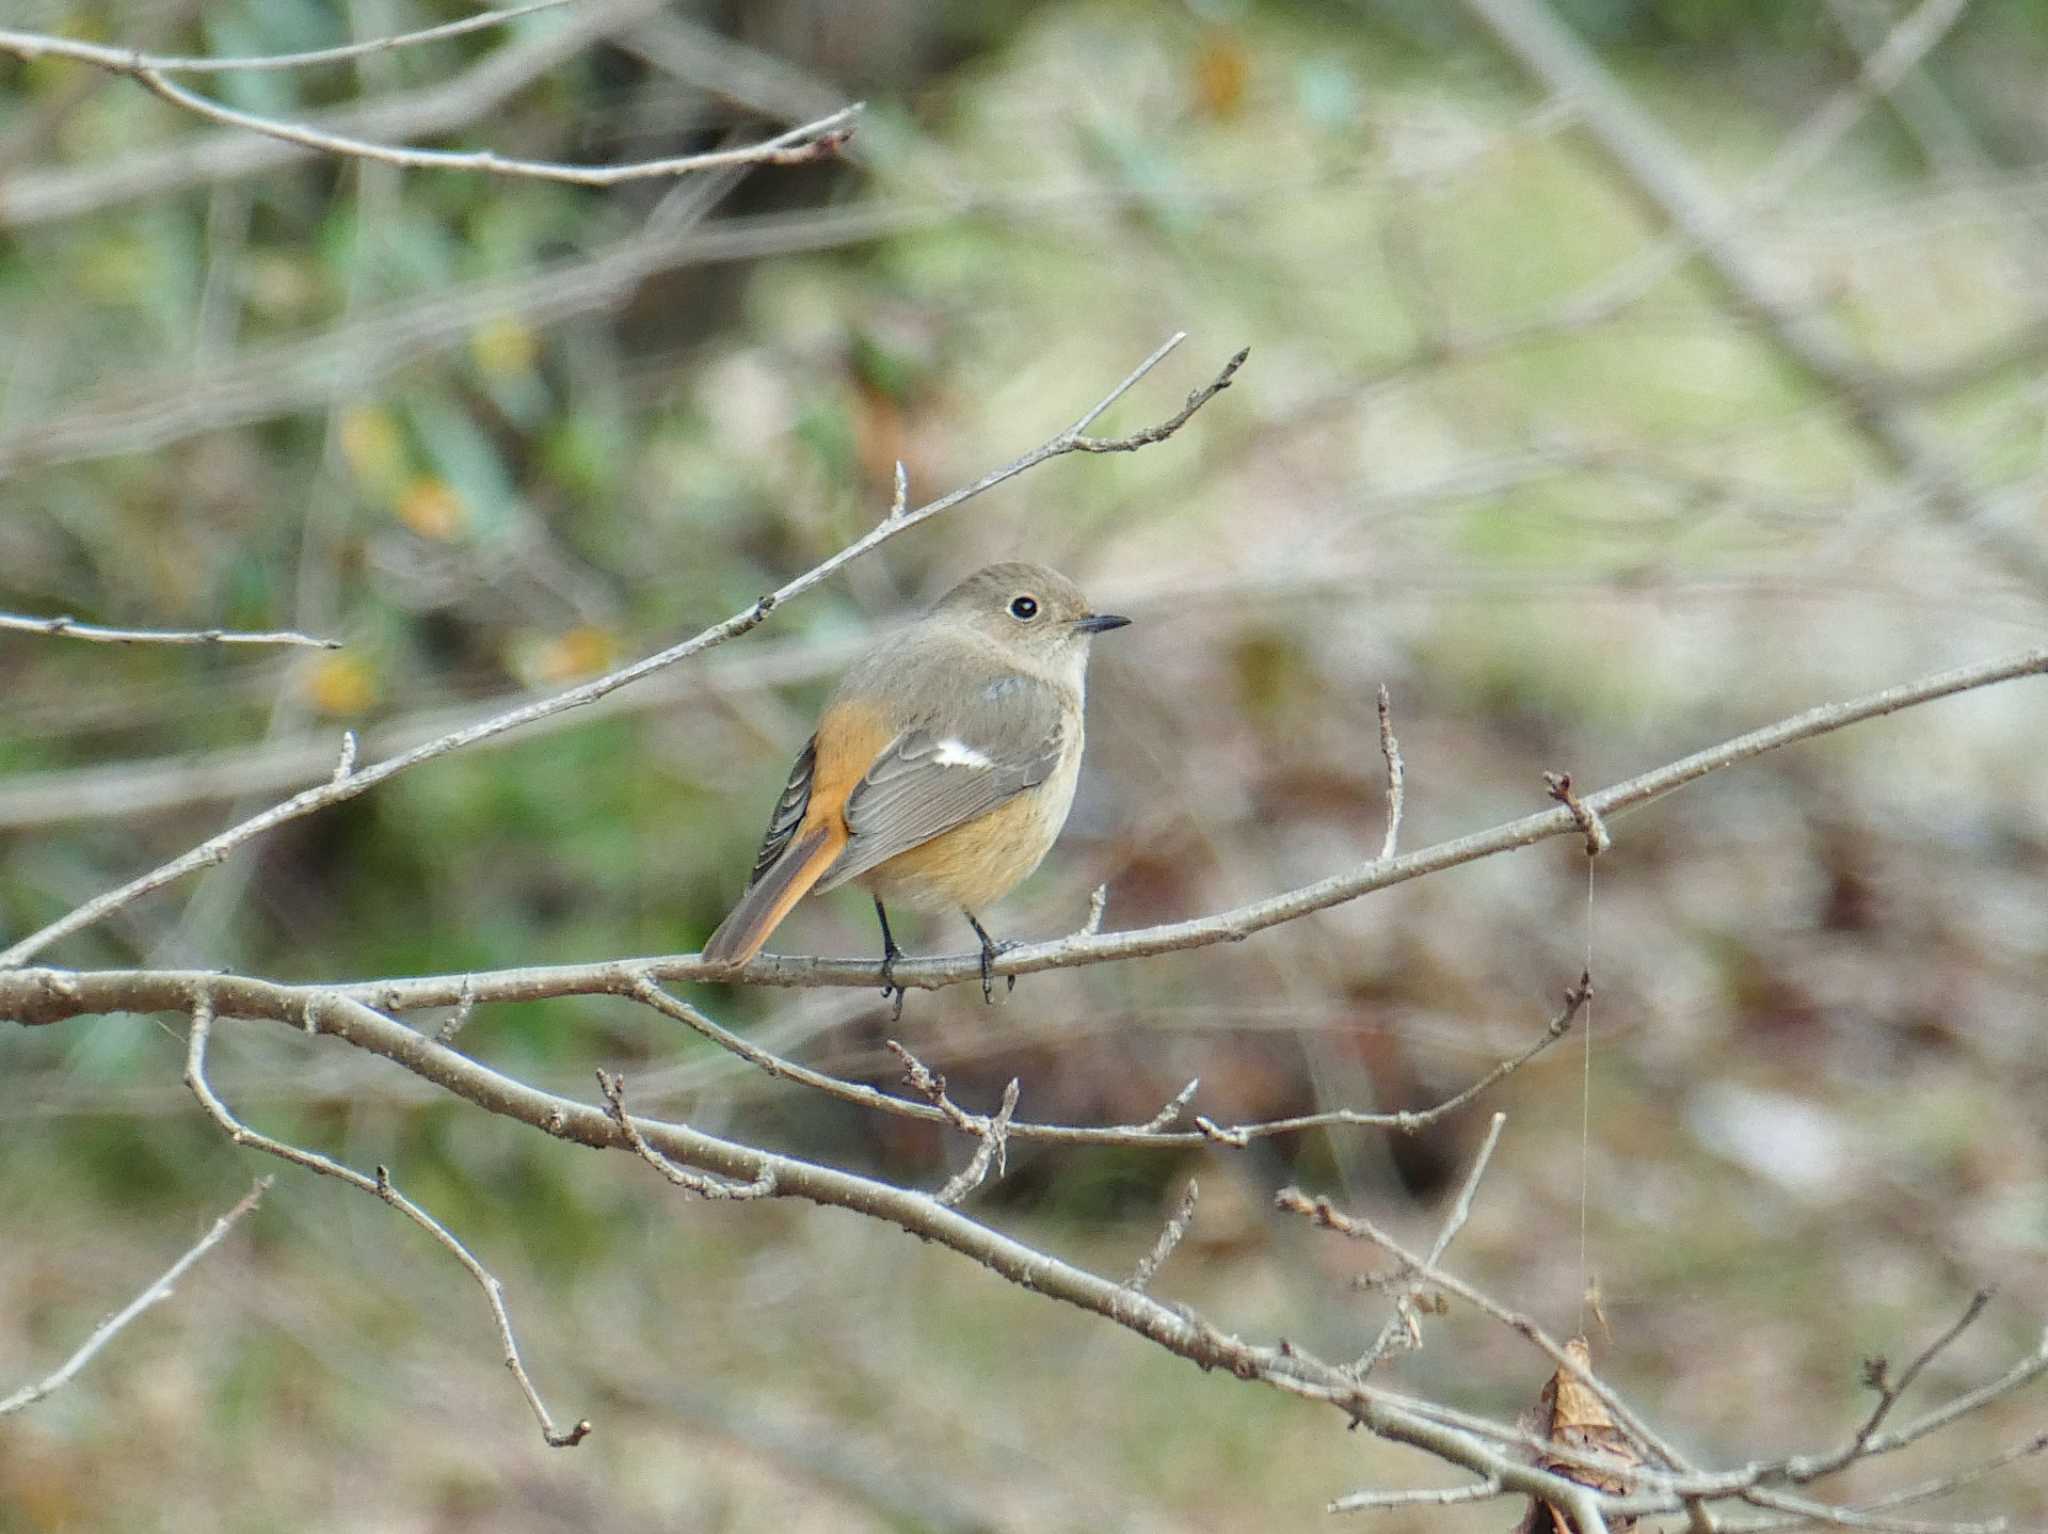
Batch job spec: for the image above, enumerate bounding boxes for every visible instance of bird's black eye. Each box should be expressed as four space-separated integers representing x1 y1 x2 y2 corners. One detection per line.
1008 595 1039 621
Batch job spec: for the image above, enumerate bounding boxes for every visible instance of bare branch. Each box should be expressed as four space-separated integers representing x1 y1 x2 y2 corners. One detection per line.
612 974 1567 1149
1067 346 1248 450
0 631 860 831
6 971 2033 1523
1545 771 1611 856
1128 1178 1200 1294
934 1079 1019 1208
1377 684 1405 861
181 1001 588 1447
0 1177 268 1416
881 1041 1021 1205
1845 1291 1998 1468
0 611 338 649
596 1071 776 1199
16 639 2017 1004
0 337 1239 969
37 2 572 74
1354 1111 1507 1378
1330 1477 1504 1514
1277 1185 1692 1474
1128 1078 1200 1134
1081 883 1111 937
1784 1326 2048 1481
0 27 858 189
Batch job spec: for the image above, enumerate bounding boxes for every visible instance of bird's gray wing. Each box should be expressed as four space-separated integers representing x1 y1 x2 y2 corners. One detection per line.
815 675 1067 892
746 735 816 886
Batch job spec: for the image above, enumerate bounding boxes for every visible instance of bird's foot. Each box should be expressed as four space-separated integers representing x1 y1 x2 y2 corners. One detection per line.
965 914 1019 1005
879 944 906 1022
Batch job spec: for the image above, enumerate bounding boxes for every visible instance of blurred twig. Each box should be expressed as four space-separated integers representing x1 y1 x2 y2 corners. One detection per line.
1458 0 2048 596
0 0 641 228
66 2 573 74
0 1176 268 1416
0 23 858 185
0 611 338 648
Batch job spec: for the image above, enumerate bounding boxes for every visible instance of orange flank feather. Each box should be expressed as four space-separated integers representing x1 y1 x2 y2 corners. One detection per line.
701 700 894 966
701 821 845 966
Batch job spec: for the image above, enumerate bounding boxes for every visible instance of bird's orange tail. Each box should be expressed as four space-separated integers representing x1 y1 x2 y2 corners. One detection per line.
701 823 844 967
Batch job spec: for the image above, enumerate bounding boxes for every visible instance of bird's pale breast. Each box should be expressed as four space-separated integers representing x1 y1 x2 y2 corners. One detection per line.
855 728 1082 913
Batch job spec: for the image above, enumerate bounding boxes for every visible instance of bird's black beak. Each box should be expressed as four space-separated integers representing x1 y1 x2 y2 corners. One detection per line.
1075 613 1131 634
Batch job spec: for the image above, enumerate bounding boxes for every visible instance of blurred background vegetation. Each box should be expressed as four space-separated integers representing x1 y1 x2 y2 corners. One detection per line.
6 0 2048 1528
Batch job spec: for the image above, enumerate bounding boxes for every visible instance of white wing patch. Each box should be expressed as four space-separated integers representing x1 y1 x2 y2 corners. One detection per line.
931 737 993 768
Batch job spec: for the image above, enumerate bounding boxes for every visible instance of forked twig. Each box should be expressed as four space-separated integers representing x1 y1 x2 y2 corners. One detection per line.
0 1177 269 1416
1353 1112 1507 1378
597 1071 776 1199
182 999 589 1447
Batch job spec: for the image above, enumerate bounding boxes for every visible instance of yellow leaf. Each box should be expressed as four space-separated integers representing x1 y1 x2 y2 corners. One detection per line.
540 626 621 682
1193 29 1248 118
339 405 406 493
395 476 468 540
305 655 377 717
472 315 540 379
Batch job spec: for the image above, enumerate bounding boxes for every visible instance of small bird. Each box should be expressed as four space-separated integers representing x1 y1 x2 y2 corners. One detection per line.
702 562 1129 1010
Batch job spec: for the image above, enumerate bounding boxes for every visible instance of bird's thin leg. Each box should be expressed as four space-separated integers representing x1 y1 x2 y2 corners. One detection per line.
963 912 1017 1004
874 897 906 1021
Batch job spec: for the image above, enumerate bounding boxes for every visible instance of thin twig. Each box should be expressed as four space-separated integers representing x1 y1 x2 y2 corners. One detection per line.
933 1079 1020 1208
435 975 477 1043
1067 347 1247 450
181 1000 589 1447
1353 1111 1507 1378
596 1072 776 1199
0 26 860 187
0 611 338 649
1850 1291 1999 1463
1545 772 1611 856
0 1177 268 1416
886 1041 1020 1205
1330 1477 1504 1514
1081 883 1110 937
0 338 1239 969
1128 1178 1200 1293
34 2 572 74
1377 684 1405 861
1738 1485 2005 1534
1126 1078 1200 1134
1784 1319 2048 1483
614 975 1570 1149
1276 1185 1691 1475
